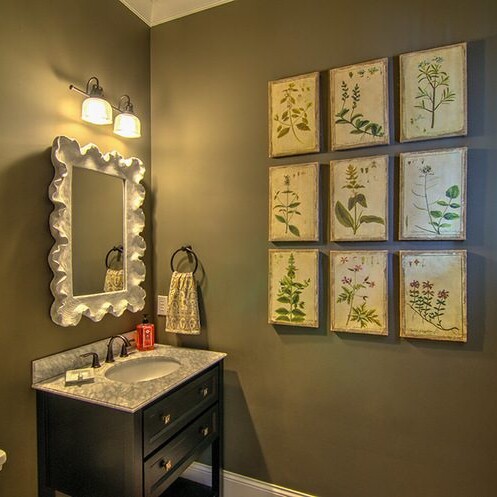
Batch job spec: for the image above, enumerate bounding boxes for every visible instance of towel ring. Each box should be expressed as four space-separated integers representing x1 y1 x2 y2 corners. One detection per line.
105 245 123 269
170 245 198 274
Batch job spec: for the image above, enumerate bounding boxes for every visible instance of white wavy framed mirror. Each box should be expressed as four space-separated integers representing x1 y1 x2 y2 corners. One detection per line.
49 136 146 326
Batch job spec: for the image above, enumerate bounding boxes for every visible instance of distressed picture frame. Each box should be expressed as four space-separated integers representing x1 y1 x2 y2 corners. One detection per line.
399 250 467 342
330 155 388 241
330 58 390 151
269 163 319 242
400 42 467 142
268 72 320 157
399 148 467 240
330 251 388 335
268 249 319 328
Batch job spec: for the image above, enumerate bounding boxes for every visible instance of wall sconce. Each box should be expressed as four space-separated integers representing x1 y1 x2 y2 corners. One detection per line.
69 77 113 125
113 95 141 138
69 77 141 138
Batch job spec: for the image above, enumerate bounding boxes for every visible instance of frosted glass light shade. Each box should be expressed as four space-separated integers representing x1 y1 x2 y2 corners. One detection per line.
114 112 141 138
81 97 113 125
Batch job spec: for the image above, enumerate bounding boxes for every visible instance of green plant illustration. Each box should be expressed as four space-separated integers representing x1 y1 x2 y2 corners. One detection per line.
274 253 310 323
273 175 301 237
411 162 461 235
337 263 381 328
415 56 455 129
408 280 458 331
274 81 312 143
335 164 384 235
335 69 384 138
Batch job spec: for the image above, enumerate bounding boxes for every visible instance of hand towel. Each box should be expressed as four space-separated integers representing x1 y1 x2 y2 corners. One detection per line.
165 271 201 334
103 268 124 292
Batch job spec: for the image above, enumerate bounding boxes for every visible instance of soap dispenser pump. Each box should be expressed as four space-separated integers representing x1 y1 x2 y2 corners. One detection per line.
136 314 155 351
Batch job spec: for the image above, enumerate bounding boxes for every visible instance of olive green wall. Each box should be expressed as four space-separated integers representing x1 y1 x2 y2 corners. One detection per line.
0 1 151 496
151 1 497 496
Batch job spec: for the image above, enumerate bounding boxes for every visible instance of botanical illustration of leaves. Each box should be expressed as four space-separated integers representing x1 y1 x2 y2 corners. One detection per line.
359 215 384 225
337 286 353 304
348 193 367 211
277 127 290 138
351 303 382 328
445 185 460 199
296 123 310 131
288 225 301 237
335 201 354 228
443 212 460 220
430 210 443 219
275 215 286 224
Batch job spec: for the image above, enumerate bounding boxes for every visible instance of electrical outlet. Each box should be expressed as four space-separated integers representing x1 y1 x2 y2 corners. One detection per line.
157 295 168 316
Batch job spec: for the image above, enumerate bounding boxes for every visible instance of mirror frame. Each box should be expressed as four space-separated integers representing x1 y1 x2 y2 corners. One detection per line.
49 136 146 327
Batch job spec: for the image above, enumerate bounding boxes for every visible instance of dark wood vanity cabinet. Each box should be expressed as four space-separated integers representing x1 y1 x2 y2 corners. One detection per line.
37 362 223 497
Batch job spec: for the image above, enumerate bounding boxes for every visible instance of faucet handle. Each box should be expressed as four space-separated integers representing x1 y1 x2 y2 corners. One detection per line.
120 337 135 358
80 352 101 368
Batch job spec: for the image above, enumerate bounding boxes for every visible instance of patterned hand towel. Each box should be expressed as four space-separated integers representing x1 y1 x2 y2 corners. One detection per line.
103 268 124 292
165 271 201 334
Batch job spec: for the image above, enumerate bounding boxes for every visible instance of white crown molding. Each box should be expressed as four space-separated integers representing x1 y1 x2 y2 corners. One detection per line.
119 0 235 27
151 0 235 26
183 462 316 497
119 0 153 25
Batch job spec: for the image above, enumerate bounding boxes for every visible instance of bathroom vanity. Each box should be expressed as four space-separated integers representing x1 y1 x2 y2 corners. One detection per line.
33 343 225 497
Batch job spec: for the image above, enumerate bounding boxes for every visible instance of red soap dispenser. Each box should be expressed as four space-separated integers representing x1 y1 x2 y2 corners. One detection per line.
136 314 155 351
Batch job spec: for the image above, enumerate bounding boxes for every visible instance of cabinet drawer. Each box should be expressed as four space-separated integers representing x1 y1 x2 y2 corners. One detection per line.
144 406 217 497
143 367 218 456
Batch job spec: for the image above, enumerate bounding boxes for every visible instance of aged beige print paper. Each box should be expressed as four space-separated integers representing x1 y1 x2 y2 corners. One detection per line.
330 58 389 150
269 163 319 241
400 251 467 342
330 155 388 241
268 72 320 157
330 251 388 335
268 249 319 328
400 43 467 142
400 148 467 240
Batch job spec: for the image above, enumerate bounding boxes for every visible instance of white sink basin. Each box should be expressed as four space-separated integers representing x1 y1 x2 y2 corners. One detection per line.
105 357 181 383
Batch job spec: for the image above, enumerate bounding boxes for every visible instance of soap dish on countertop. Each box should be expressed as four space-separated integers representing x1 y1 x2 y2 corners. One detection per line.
64 368 95 386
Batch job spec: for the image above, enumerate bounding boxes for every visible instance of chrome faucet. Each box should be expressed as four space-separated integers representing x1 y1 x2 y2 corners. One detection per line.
105 335 132 363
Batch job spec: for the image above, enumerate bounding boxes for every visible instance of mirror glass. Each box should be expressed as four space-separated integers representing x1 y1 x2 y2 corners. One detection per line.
72 167 125 296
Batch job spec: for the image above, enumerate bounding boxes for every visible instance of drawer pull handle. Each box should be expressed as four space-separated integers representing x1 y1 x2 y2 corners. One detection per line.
161 414 172 425
199 387 209 398
200 426 210 437
160 459 173 472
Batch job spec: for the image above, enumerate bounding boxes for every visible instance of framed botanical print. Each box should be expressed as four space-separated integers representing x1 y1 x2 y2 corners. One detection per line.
268 249 319 328
268 72 320 157
399 148 467 240
269 163 319 241
400 42 467 142
330 251 388 335
330 155 388 241
399 250 467 342
330 58 390 150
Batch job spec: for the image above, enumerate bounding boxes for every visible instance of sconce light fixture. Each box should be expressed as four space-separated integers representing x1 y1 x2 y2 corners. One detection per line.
113 95 141 138
69 77 113 125
69 77 141 138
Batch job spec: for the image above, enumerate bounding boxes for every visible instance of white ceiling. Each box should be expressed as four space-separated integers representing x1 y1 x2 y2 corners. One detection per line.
119 0 235 26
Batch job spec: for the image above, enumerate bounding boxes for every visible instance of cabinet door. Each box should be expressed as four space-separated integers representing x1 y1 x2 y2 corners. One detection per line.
41 393 142 497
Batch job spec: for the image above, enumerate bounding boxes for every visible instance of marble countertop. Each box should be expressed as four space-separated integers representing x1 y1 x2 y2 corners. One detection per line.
32 343 226 413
